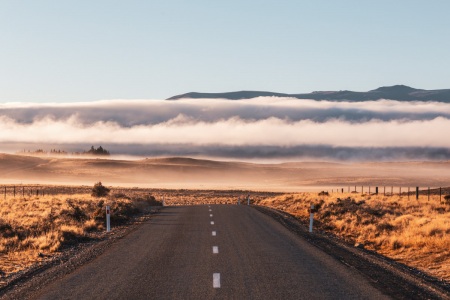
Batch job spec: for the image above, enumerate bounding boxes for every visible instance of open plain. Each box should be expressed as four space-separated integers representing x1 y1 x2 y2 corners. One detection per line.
2 153 450 191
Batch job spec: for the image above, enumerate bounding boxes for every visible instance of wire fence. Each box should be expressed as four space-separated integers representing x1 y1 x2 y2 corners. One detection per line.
325 186 450 202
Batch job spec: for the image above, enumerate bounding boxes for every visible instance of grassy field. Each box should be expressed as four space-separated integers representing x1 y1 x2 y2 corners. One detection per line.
255 190 450 281
0 185 162 282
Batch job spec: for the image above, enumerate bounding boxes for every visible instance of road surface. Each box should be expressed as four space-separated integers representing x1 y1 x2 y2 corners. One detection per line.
34 205 388 299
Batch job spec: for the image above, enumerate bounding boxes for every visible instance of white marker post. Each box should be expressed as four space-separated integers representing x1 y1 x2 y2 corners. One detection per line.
309 204 315 233
247 195 250 206
162 196 165 207
106 205 111 232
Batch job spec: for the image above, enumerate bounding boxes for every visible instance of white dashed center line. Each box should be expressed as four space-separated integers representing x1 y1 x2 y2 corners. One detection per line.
209 209 212 212
211 221 214 225
213 273 221 288
212 231 216 236
213 246 219 254
210 214 213 217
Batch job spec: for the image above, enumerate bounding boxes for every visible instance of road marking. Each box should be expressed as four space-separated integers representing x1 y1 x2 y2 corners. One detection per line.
213 246 219 253
210 214 213 217
212 231 216 236
209 209 212 212
211 221 214 225
213 273 221 288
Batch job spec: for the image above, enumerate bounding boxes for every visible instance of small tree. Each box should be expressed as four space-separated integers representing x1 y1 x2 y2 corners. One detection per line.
86 146 110 156
92 182 110 197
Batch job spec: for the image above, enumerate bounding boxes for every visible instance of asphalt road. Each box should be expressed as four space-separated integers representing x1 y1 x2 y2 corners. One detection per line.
34 205 389 300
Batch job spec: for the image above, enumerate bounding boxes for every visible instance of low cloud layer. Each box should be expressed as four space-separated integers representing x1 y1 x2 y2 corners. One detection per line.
1 98 450 161
3 98 450 125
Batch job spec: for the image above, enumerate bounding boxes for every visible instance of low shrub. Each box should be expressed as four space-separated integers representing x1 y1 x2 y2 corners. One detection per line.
91 182 110 197
0 219 16 238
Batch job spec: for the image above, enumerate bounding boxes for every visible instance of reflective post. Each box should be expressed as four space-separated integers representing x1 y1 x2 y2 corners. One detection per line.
309 204 315 233
106 206 111 232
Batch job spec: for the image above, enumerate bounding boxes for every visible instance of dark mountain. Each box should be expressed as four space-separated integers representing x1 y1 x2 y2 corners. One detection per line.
167 85 450 102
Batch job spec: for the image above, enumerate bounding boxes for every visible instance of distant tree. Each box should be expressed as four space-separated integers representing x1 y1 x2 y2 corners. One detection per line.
86 146 110 156
91 182 110 197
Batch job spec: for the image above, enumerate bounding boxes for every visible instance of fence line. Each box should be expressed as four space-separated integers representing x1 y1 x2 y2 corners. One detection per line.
321 185 449 203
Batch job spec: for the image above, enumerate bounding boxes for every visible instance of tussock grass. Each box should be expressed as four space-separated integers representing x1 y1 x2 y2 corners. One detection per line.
0 188 161 279
256 192 450 281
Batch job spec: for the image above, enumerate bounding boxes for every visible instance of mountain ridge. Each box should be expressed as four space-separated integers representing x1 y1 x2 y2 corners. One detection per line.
167 85 450 102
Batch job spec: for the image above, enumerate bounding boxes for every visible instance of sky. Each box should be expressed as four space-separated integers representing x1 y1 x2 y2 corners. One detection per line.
1 0 450 102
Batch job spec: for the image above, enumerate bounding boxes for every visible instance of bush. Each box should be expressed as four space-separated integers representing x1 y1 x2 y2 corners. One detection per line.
91 182 110 197
60 199 88 222
0 219 16 238
444 194 450 205
133 194 162 206
110 202 140 224
58 228 91 250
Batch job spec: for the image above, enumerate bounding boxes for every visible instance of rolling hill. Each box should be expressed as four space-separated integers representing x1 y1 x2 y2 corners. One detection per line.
2 154 450 191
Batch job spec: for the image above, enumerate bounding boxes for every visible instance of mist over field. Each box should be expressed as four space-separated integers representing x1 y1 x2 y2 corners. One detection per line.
1 97 450 161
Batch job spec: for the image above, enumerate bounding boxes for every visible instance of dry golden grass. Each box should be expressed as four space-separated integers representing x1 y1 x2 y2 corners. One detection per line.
255 192 450 281
0 187 161 281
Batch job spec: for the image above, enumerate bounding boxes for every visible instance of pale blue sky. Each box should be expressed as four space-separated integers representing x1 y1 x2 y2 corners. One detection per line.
1 0 449 102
